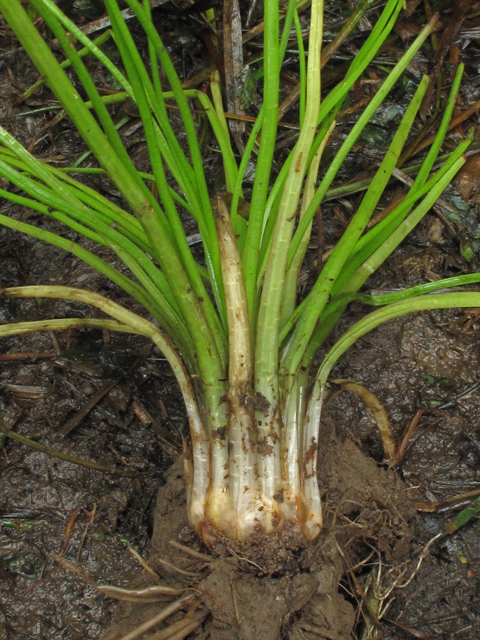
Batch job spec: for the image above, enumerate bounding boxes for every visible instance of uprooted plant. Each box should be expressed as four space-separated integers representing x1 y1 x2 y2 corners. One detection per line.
0 0 479 548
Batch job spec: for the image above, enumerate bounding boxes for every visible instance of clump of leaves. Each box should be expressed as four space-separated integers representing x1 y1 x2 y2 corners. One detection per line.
0 0 478 544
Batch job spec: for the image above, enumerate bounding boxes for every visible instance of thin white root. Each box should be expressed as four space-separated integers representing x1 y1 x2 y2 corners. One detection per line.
98 585 183 602
116 594 195 640
51 553 181 602
147 610 208 640
168 540 211 562
126 543 162 584
154 556 201 578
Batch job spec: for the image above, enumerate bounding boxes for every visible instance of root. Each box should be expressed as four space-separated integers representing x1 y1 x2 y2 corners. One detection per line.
52 554 182 602
154 555 202 578
168 540 211 562
147 610 208 639
116 595 196 640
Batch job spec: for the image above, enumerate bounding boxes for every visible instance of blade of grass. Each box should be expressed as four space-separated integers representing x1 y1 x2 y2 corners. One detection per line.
279 119 336 327
346 158 468 294
30 0 155 201
228 0 296 252
301 288 480 516
1 285 207 459
0 208 195 362
316 291 480 388
277 0 377 121
302 155 467 367
288 14 439 270
19 29 113 102
4 428 144 476
293 8 306 128
411 64 464 190
53 164 196 220
331 138 471 296
282 72 432 374
348 63 466 264
256 106 340 291
119 0 227 327
0 149 149 250
103 3 228 363
315 0 404 129
324 273 480 324
242 0 280 321
0 0 228 403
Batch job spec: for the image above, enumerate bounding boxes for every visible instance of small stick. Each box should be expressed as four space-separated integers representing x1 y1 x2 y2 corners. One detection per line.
58 379 119 437
98 585 183 601
164 103 302 130
74 0 168 37
168 540 211 562
77 502 96 562
391 167 462 239
60 355 146 436
59 508 80 556
383 617 432 639
411 97 480 159
394 409 424 464
3 429 145 476
60 378 125 430
0 352 56 361
52 553 97 589
416 488 480 513
131 400 179 450
439 378 480 410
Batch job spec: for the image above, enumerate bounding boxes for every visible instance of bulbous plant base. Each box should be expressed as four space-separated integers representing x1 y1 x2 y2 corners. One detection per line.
104 438 415 640
147 458 355 640
193 496 323 549
154 459 322 574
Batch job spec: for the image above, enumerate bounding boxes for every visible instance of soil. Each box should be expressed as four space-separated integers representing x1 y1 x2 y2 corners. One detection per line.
2 1 480 639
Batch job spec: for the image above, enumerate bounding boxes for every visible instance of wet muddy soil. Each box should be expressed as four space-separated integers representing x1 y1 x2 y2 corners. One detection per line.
2 1 480 639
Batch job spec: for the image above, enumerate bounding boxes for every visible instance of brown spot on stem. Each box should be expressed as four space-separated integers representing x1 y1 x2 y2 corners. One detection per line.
254 392 270 416
303 438 317 467
273 489 284 504
295 152 303 172
213 426 227 440
257 440 274 456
